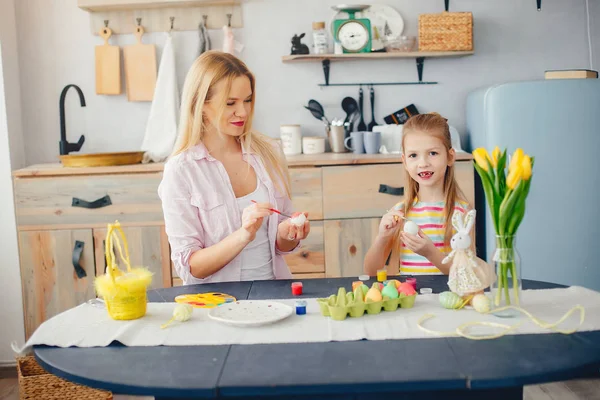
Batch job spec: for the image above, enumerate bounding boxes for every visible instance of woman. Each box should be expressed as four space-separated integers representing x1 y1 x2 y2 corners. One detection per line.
158 51 310 285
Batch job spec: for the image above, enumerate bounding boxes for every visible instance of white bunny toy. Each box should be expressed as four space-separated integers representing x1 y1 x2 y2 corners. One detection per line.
443 209 496 296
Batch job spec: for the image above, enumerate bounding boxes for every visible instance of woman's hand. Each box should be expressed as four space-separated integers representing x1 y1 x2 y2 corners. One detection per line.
239 202 273 243
401 228 437 259
277 212 310 251
378 209 404 238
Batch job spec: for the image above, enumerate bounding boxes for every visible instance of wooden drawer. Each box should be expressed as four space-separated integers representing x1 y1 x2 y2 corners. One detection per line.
14 173 164 227
322 164 405 219
284 221 324 274
289 168 323 220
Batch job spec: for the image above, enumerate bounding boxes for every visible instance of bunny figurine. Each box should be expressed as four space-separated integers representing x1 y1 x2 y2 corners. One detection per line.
290 33 310 55
443 209 496 296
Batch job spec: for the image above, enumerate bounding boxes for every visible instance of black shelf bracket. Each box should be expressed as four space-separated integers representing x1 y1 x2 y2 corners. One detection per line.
445 0 449 11
537 0 541 11
319 56 429 86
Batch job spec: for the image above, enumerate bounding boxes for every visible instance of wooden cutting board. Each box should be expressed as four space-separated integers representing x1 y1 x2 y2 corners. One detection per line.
95 26 121 95
123 25 157 102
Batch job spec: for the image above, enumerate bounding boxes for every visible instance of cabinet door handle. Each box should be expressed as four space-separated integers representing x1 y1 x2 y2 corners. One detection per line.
71 195 112 209
72 240 87 279
378 184 404 196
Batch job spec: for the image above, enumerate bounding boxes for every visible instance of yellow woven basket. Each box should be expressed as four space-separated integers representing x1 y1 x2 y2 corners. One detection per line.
418 11 473 51
94 221 153 320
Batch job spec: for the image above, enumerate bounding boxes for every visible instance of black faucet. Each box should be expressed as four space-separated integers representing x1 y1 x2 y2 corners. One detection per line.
59 84 86 156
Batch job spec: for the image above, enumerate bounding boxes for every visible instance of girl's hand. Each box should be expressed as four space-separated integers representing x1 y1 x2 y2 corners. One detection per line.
277 212 310 242
378 209 404 238
401 228 436 258
240 202 273 243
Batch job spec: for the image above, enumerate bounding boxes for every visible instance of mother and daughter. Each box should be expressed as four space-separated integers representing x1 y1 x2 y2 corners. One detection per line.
159 51 470 285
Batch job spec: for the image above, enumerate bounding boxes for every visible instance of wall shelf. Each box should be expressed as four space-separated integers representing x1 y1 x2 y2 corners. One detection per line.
77 0 244 35
281 51 474 87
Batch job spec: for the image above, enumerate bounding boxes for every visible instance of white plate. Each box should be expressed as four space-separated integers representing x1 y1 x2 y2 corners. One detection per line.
207 300 293 327
329 4 405 39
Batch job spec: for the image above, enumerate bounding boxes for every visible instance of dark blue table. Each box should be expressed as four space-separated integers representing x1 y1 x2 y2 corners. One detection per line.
34 276 600 400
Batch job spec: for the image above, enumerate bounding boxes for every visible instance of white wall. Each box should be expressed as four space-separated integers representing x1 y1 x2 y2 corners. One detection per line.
15 0 598 165
0 0 25 365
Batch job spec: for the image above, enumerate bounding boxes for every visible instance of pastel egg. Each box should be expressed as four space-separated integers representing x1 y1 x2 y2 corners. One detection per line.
398 282 416 296
366 287 383 302
404 220 419 235
386 279 401 288
472 294 491 313
382 283 399 299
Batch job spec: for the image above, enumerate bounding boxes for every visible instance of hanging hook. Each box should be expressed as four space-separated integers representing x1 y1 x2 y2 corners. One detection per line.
202 15 208 28
170 16 175 31
136 17 142 26
104 20 109 28
226 13 232 27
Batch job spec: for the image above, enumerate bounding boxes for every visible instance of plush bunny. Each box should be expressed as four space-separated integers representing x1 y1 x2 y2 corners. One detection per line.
443 209 496 296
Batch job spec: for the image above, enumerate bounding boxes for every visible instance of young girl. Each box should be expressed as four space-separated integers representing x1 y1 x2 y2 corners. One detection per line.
158 51 310 285
364 113 469 276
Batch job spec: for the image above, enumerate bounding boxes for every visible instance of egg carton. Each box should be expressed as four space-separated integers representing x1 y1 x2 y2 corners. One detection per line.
316 287 417 321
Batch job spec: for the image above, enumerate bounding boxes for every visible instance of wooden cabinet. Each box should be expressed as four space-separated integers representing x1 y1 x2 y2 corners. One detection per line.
18 229 96 339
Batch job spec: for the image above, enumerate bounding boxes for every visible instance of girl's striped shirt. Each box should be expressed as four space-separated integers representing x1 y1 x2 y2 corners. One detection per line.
394 200 468 275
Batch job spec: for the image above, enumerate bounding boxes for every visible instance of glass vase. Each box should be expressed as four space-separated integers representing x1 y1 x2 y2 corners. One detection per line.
490 235 522 317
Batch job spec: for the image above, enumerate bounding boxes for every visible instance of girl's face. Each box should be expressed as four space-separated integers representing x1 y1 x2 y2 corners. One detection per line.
203 75 253 138
402 131 455 190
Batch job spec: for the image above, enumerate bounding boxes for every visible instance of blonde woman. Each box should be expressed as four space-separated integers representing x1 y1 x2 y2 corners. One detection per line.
159 51 310 285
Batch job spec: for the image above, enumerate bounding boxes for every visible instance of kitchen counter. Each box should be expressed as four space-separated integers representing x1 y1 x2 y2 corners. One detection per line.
12 152 473 177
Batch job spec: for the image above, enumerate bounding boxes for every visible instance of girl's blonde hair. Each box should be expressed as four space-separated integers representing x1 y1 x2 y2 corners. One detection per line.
172 50 291 198
389 112 467 270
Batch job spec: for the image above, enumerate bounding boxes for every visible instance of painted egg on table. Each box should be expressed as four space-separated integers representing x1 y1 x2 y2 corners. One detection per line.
472 293 491 313
439 291 462 309
382 283 399 299
403 220 419 235
398 282 416 296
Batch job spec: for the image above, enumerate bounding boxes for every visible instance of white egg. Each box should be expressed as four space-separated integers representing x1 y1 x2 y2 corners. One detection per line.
403 220 419 235
472 294 491 313
291 213 307 227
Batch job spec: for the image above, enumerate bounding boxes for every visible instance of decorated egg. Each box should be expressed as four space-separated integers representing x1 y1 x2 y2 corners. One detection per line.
439 291 462 309
352 281 363 291
386 279 401 289
398 282 416 296
403 220 419 235
365 287 383 302
290 212 307 227
382 283 399 299
472 294 491 313
372 282 384 291
361 284 369 295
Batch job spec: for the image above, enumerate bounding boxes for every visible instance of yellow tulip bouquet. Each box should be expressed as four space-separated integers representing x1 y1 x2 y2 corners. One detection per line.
472 147 535 308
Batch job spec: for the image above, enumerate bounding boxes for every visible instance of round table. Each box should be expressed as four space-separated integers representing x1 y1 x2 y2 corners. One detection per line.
34 276 600 400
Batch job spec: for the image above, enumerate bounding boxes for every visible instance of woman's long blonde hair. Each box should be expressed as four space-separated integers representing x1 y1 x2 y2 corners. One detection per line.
172 50 291 198
389 113 467 270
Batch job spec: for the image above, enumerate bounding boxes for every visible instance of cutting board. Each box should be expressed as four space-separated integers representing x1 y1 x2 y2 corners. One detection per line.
95 26 121 95
123 25 157 102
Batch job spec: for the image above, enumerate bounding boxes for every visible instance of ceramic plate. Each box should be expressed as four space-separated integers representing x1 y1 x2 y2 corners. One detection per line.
329 4 405 39
207 300 293 327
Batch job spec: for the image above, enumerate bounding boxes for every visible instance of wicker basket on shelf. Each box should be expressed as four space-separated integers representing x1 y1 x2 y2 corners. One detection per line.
16 356 112 399
418 11 473 51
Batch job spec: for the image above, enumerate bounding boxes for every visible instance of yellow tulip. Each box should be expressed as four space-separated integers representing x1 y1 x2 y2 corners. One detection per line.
521 154 532 180
508 148 524 173
506 163 523 190
473 148 491 172
491 146 501 168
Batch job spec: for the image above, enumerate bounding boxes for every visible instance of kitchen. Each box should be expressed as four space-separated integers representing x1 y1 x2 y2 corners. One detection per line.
1 0 600 399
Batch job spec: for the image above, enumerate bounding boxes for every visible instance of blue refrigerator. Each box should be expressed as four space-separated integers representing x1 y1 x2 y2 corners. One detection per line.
466 79 600 291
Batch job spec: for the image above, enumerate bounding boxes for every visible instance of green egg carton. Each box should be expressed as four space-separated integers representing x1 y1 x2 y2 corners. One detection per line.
316 285 417 321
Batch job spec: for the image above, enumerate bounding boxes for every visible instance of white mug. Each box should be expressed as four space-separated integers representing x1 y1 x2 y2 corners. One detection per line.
280 125 302 155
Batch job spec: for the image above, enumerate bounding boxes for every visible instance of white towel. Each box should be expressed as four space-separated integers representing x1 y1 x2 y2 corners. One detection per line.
141 33 180 163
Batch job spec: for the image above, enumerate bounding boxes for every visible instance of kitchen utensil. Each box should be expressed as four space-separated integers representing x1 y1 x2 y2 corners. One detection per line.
95 23 121 95
208 300 293 327
367 86 379 131
329 125 347 153
344 131 365 154
307 99 330 125
59 151 144 167
341 97 358 137
364 131 381 154
357 86 367 131
328 4 405 44
251 200 292 218
123 22 157 102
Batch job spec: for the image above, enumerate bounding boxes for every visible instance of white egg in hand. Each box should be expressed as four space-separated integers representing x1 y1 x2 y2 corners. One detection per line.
290 213 307 227
403 220 419 235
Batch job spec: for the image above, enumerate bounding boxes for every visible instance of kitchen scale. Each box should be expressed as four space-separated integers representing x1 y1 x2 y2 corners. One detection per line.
331 4 372 53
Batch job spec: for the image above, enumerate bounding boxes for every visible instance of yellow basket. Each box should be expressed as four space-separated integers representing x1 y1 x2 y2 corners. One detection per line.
94 221 153 320
418 11 473 51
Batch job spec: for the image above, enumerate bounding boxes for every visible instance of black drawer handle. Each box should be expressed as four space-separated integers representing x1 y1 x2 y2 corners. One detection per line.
72 240 87 279
378 184 404 196
72 195 112 209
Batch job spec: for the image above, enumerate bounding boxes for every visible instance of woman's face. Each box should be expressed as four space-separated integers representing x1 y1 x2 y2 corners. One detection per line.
203 75 253 138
